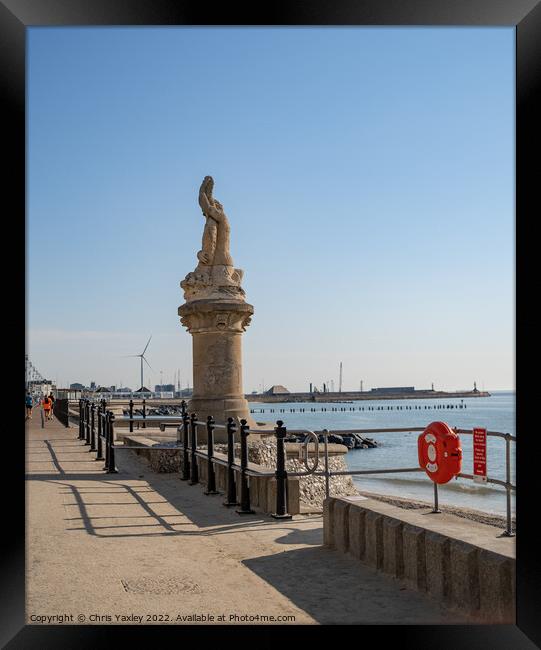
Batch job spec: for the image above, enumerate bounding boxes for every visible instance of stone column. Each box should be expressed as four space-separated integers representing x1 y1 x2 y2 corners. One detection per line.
178 299 255 437
178 177 257 440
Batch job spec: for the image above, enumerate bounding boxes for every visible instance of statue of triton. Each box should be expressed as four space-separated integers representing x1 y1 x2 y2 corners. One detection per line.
181 176 245 302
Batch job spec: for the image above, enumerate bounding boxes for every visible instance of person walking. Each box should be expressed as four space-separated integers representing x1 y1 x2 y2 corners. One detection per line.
25 392 34 420
42 395 52 421
48 392 55 419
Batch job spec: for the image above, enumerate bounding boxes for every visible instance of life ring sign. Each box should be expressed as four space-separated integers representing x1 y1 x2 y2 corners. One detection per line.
418 421 462 484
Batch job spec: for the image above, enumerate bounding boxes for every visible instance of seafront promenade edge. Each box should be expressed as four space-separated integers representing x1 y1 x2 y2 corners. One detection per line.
25 415 470 625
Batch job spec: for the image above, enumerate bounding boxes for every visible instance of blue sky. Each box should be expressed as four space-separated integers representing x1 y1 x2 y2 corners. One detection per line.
27 27 514 392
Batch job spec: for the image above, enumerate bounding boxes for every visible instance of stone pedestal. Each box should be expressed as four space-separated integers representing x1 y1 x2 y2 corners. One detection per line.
178 299 256 439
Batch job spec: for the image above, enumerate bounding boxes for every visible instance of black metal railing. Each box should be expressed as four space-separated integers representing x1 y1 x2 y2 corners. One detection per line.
74 398 516 535
52 398 70 428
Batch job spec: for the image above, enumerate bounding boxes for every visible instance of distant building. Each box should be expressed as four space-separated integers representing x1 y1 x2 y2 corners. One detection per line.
28 379 54 396
95 386 111 394
370 386 415 394
265 385 290 395
70 382 85 390
155 384 175 393
134 386 152 398
90 381 96 390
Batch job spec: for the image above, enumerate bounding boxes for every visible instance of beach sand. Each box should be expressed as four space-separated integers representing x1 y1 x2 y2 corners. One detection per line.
355 490 516 533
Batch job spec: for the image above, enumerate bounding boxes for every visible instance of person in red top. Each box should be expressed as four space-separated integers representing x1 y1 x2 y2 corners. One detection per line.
42 396 52 421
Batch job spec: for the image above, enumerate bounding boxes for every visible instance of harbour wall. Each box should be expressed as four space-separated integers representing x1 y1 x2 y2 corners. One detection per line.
247 391 490 403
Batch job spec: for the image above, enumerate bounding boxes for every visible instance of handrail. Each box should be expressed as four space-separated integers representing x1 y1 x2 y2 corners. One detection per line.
76 398 516 535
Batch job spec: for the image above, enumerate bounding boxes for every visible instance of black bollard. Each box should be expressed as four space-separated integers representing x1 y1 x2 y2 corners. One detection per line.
62 399 70 428
142 399 146 429
180 403 190 480
129 399 134 433
96 404 104 461
223 418 238 506
236 419 255 515
84 401 91 445
204 416 219 495
90 403 96 452
189 413 199 485
106 412 118 474
103 411 110 471
272 420 292 519
78 399 83 439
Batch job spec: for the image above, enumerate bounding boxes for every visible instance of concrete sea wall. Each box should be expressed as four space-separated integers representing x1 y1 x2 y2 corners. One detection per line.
324 496 515 623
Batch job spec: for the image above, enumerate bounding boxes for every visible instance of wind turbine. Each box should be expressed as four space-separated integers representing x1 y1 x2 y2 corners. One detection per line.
125 335 153 390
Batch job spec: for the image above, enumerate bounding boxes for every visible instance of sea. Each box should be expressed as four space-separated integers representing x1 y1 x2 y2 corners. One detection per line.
249 390 515 516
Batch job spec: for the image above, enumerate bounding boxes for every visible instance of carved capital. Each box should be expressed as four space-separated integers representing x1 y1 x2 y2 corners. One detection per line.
178 300 254 334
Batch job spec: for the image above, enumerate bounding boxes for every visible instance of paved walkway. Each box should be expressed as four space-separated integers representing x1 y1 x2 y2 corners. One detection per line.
26 415 468 625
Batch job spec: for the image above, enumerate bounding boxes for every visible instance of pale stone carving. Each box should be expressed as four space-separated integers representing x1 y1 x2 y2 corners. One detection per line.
178 177 255 434
181 176 246 302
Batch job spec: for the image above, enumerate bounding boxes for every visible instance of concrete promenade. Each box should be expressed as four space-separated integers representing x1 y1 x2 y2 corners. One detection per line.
26 415 470 625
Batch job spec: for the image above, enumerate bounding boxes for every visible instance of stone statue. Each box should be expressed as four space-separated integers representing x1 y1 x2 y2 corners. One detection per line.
181 176 245 302
178 176 255 432
197 176 234 267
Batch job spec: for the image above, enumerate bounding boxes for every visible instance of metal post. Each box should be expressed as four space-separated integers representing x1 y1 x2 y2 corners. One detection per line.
177 401 185 445
129 399 134 433
323 429 330 499
64 400 70 428
503 434 515 537
189 413 199 485
106 412 118 474
89 403 96 452
272 420 292 519
204 416 219 495
223 418 238 507
180 405 190 481
78 399 84 439
432 481 441 513
103 411 110 471
142 398 146 429
96 405 104 461
236 419 255 514
41 406 45 429
84 401 91 445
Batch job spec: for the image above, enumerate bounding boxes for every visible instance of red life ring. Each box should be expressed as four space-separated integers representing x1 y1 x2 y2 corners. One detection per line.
418 421 462 484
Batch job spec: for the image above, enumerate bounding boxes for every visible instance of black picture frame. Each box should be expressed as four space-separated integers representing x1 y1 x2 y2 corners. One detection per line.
5 0 540 647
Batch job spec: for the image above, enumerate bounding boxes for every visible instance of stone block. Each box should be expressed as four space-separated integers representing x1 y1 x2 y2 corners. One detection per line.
250 477 260 507
323 498 335 547
403 524 427 591
365 511 383 569
333 500 351 553
258 476 269 511
287 479 300 516
267 478 276 513
347 506 366 560
478 550 515 623
425 531 451 602
449 540 480 614
382 518 404 578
